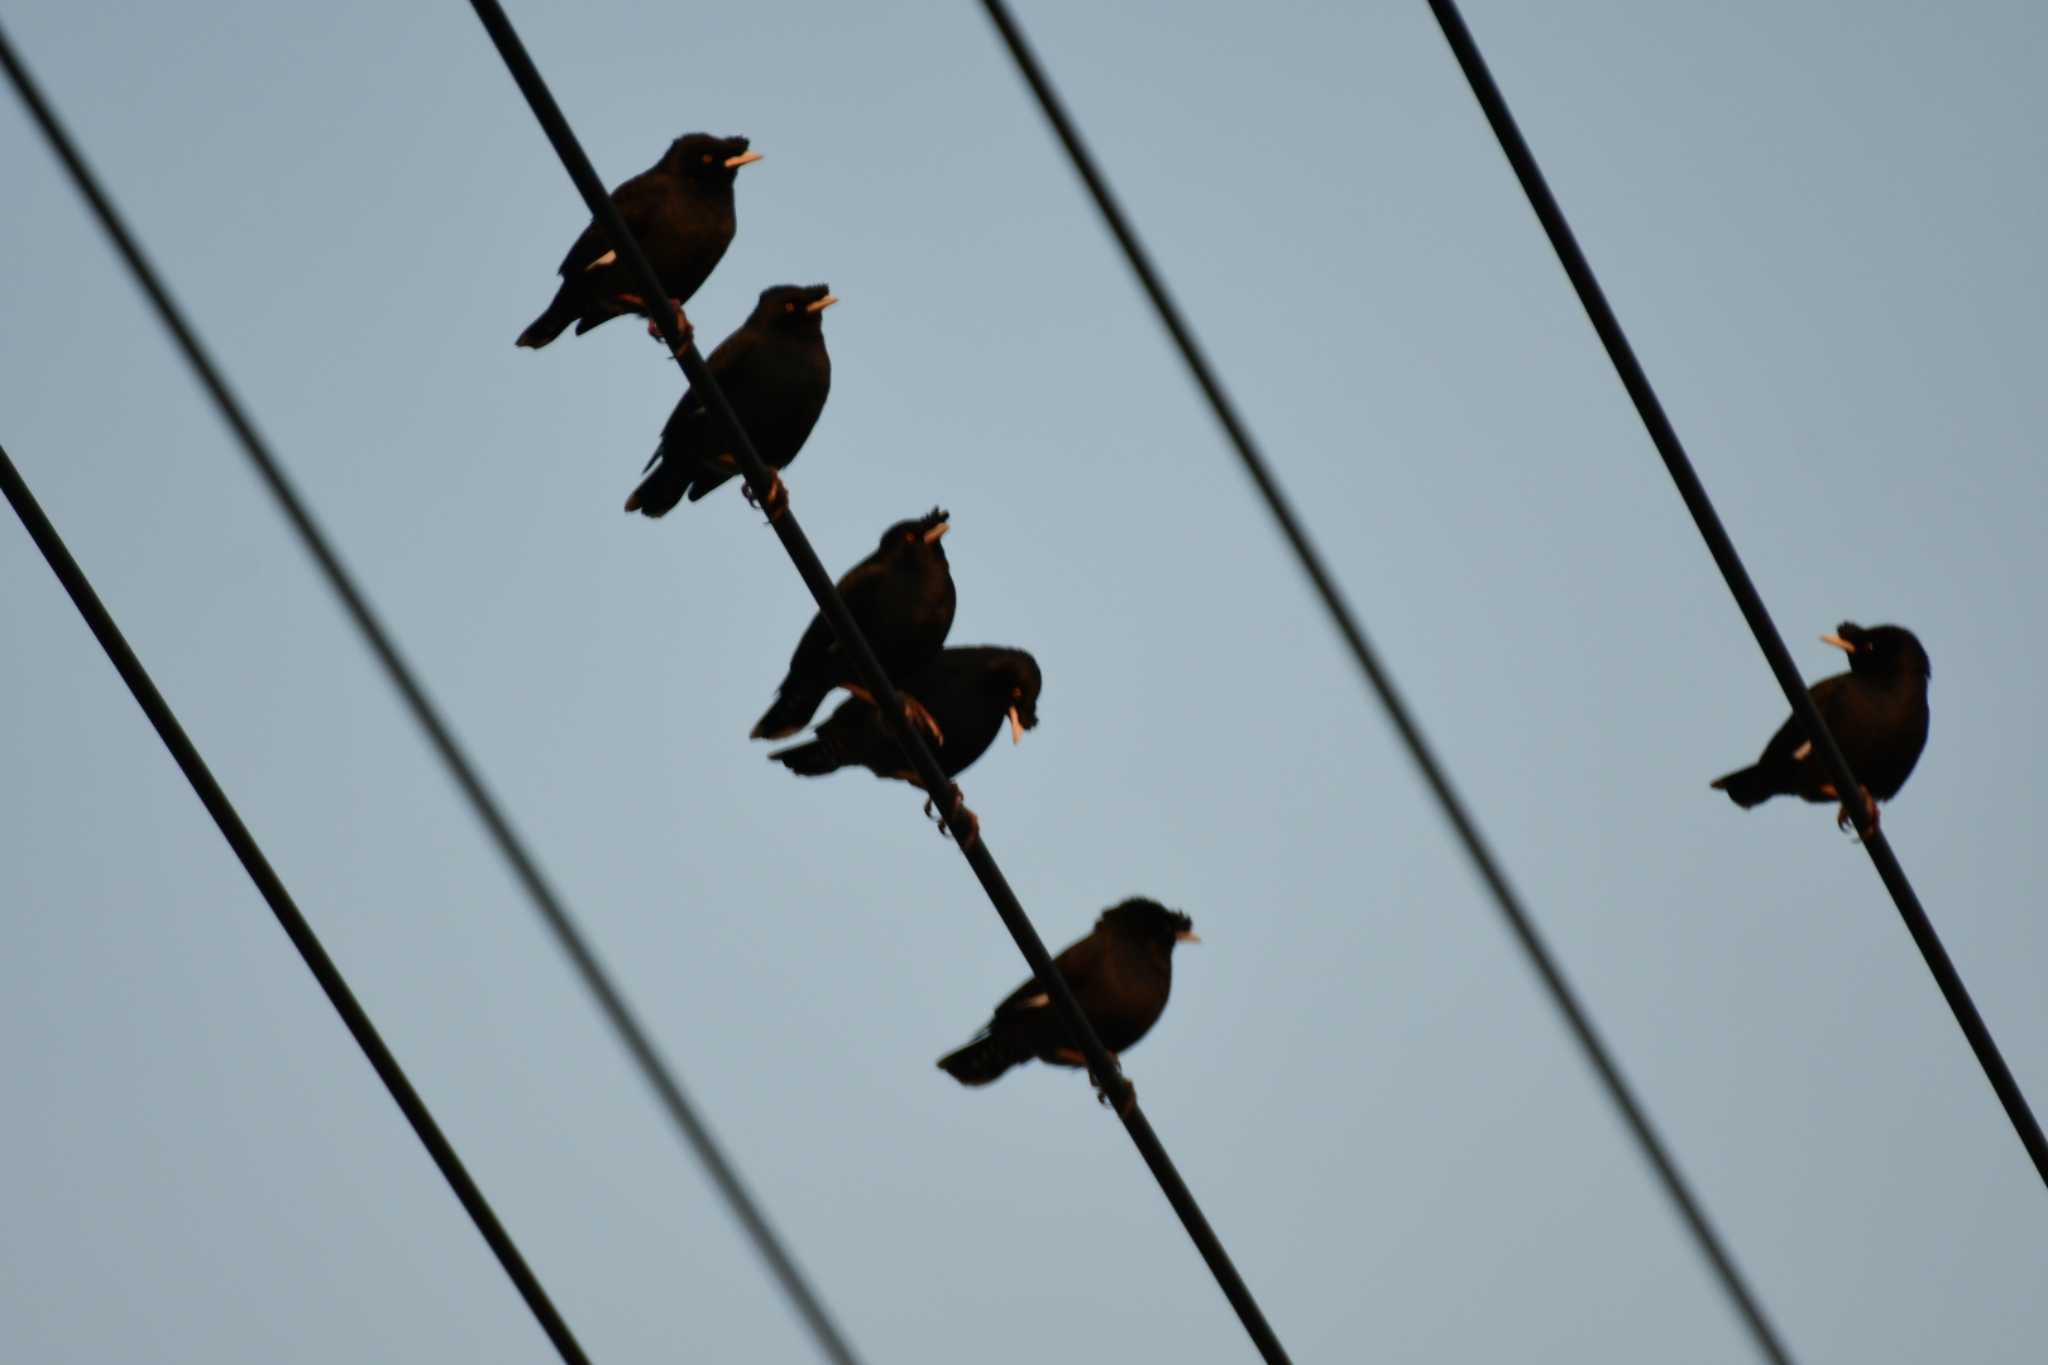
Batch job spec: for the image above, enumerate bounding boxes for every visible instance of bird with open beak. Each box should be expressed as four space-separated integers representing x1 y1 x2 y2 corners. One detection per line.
767 646 1041 786
1711 621 1931 833
938 899 1199 1106
516 132 760 349
625 283 836 518
750 508 957 743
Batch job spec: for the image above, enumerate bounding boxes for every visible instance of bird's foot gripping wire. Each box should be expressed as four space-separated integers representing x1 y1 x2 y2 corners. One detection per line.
742 473 788 523
1089 1056 1136 1116
925 783 979 847
1836 786 1880 839
646 298 694 352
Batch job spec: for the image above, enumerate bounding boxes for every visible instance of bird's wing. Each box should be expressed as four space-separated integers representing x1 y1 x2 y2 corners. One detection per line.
1758 674 1850 766
553 170 664 277
647 330 759 471
993 933 1102 1019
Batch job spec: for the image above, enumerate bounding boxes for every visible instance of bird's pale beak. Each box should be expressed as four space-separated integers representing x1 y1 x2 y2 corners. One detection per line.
724 150 764 169
1008 706 1024 745
1821 633 1856 654
923 521 950 543
804 294 839 313
1176 929 1202 944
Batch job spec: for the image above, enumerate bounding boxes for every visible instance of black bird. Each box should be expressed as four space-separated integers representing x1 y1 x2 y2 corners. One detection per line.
768 647 1041 786
624 284 836 517
938 899 1198 1088
516 133 760 349
1711 622 1932 830
751 509 956 741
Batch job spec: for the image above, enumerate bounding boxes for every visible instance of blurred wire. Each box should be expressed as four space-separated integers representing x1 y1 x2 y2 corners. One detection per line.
0 22 865 1364
465 2 1293 1359
976 1 1797 1361
1 441 595 1365
1424 0 2048 1191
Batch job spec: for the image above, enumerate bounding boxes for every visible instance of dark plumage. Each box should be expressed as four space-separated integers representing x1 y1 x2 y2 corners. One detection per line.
624 284 836 516
516 133 759 349
1711 622 1931 827
938 899 1198 1087
750 509 956 740
768 647 1040 785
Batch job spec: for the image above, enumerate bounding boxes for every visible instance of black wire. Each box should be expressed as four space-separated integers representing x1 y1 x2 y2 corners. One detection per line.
1422 0 2048 1191
974 2 1797 1361
462 3 1293 1359
0 441 595 1365
0 24 866 1364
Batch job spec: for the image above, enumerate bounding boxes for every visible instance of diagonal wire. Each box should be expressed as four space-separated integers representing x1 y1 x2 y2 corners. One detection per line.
1423 0 2048 1189
1 440 595 1365
0 22 865 1364
975 1 1796 1361
463 2 1293 1359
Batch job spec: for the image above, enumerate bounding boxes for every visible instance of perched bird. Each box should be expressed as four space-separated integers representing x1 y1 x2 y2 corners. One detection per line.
751 509 956 741
768 647 1041 786
1711 622 1932 830
938 899 1199 1088
516 133 760 349
624 283 836 517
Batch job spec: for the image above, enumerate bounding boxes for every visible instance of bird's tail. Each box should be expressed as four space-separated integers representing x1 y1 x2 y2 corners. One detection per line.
768 738 842 777
624 452 685 518
751 683 831 741
937 1032 1025 1086
1710 766 1775 808
516 286 579 349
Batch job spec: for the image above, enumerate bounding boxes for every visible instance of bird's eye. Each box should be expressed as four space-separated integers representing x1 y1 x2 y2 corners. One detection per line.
785 302 796 313
701 153 713 164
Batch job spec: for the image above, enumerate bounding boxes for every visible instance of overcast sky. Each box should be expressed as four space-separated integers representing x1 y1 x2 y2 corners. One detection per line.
4 2 2044 1362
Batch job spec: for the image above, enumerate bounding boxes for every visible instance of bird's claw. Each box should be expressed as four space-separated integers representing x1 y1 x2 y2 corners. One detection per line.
930 784 979 847
1836 786 1879 839
1092 1066 1135 1116
742 474 789 523
647 299 694 352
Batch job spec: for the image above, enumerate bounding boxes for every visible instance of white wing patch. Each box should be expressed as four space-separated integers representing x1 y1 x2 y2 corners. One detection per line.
1016 993 1050 1009
1792 740 1813 761
583 249 618 271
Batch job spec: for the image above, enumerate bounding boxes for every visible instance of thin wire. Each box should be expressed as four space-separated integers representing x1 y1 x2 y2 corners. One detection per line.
462 3 1293 1359
974 1 1796 1361
0 441 595 1365
0 25 866 1363
1423 0 2048 1190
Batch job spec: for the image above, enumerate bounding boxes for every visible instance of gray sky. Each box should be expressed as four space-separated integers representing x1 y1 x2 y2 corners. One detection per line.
4 2 2044 1361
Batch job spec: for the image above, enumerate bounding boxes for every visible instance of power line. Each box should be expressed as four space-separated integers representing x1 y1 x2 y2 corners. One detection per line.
0 24 866 1364
973 2 1796 1361
463 2 1293 1359
1423 0 2048 1190
0 441 595 1365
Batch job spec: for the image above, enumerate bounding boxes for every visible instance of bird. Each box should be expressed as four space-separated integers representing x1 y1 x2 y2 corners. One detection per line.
624 283 836 518
1711 622 1931 831
516 133 760 349
938 899 1198 1089
750 508 956 741
767 647 1040 786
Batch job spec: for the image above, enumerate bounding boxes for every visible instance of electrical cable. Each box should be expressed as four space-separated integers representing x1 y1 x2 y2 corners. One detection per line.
465 2 1293 1358
0 24 867 1362
1423 0 2048 1190
976 2 1797 1360
1 439 596 1365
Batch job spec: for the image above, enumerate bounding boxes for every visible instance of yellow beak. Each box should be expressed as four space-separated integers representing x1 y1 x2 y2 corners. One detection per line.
804 294 839 313
724 150 764 169
1820 633 1856 654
